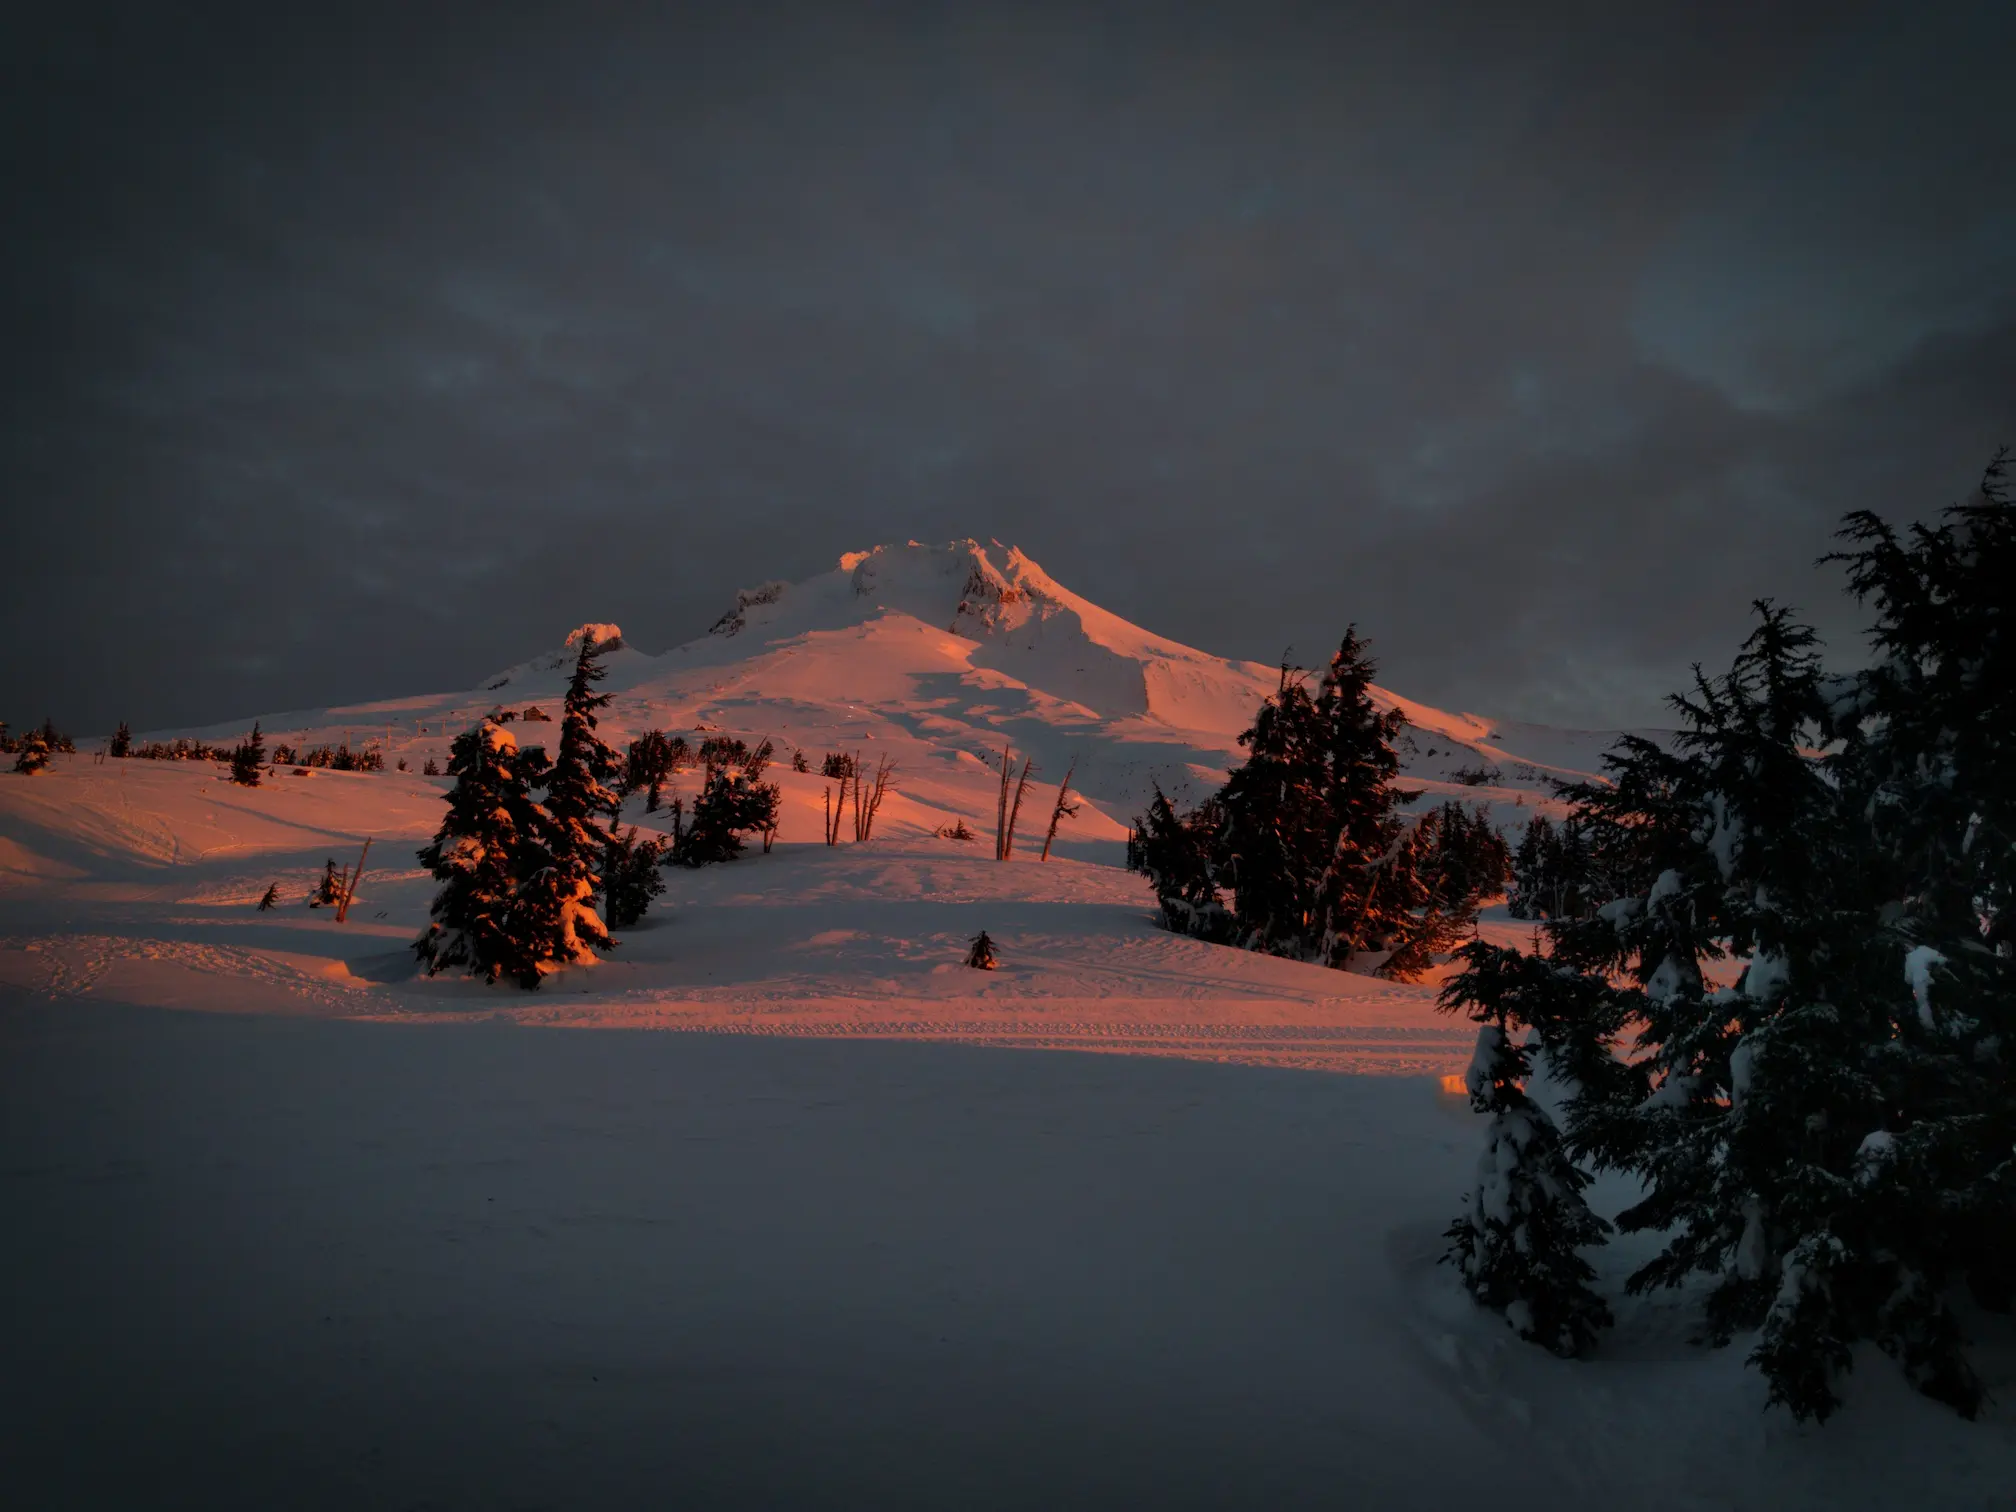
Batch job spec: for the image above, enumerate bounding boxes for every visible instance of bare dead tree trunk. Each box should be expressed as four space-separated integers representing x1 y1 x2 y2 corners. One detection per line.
334 837 372 923
1003 757 1035 860
1039 760 1079 862
824 777 848 846
857 755 895 841
993 741 1013 860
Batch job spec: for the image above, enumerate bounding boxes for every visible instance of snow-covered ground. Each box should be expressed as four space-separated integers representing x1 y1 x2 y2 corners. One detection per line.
3 541 2011 1506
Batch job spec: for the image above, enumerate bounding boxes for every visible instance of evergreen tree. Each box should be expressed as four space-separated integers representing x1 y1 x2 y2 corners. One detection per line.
602 824 667 927
1129 630 1479 978
1502 566 2011 1421
1441 942 1614 1357
229 723 266 787
414 720 553 986
624 729 679 807
521 633 624 967
1309 631 1454 977
966 930 998 969
672 751 781 866
1509 815 1598 921
308 858 346 908
1418 801 1513 915
1127 787 1232 940
257 883 280 911
11 728 51 775
38 718 74 754
1218 667 1331 954
109 722 132 759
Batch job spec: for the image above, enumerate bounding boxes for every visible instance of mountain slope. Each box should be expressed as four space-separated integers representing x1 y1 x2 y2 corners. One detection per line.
146 539 1657 842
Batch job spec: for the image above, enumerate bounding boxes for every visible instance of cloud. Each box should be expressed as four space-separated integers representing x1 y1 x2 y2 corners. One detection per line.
1 1 2006 733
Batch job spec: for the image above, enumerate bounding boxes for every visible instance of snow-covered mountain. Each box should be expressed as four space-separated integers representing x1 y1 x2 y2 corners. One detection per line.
165 538 1657 839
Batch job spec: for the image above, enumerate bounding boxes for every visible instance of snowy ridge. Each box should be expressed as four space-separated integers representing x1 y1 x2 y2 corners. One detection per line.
139 541 1645 843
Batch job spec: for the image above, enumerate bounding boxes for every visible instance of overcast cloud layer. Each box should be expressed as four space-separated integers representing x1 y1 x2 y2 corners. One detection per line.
4 1 2011 734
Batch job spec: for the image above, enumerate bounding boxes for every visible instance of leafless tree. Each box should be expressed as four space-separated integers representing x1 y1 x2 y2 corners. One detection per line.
1039 759 1080 861
855 755 896 841
999 752 1036 859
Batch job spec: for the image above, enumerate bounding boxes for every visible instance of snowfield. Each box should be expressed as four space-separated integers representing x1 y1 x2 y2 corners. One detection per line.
3 541 2011 1507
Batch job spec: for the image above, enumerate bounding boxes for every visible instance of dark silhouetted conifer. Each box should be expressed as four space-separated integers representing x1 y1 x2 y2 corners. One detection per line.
414 720 553 986
229 723 266 787
1441 943 1614 1358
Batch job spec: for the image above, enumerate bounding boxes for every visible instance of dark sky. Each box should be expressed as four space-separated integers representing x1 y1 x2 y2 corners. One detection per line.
5 1 2011 734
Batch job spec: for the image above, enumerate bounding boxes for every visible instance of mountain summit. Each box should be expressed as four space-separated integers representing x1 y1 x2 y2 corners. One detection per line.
155 540 1655 830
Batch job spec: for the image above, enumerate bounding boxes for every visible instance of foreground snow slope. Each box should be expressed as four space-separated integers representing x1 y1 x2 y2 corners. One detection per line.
4 1001 2010 1510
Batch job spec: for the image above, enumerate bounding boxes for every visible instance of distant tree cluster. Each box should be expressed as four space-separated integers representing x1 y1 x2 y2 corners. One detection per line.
4 718 74 774
1127 631 1499 979
1438 451 2016 1425
622 729 691 811
269 740 385 772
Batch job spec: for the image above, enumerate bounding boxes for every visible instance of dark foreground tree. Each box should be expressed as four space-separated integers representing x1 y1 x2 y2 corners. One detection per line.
1440 942 1614 1357
109 722 132 759
966 930 998 970
1461 449 2016 1421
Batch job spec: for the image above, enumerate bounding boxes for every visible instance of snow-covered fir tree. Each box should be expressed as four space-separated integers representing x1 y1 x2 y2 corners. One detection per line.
11 727 52 774
518 631 624 968
1508 814 1597 921
1441 941 1614 1357
1309 630 1455 976
1489 494 2016 1421
229 723 265 787
309 857 346 908
413 720 553 987
1127 787 1232 940
1128 629 1471 979
670 739 780 866
1217 666 1331 954
1417 800 1513 917
602 824 666 928
109 722 132 759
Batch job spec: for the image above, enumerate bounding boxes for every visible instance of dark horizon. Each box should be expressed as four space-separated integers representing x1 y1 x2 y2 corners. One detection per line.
5 1 2011 735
